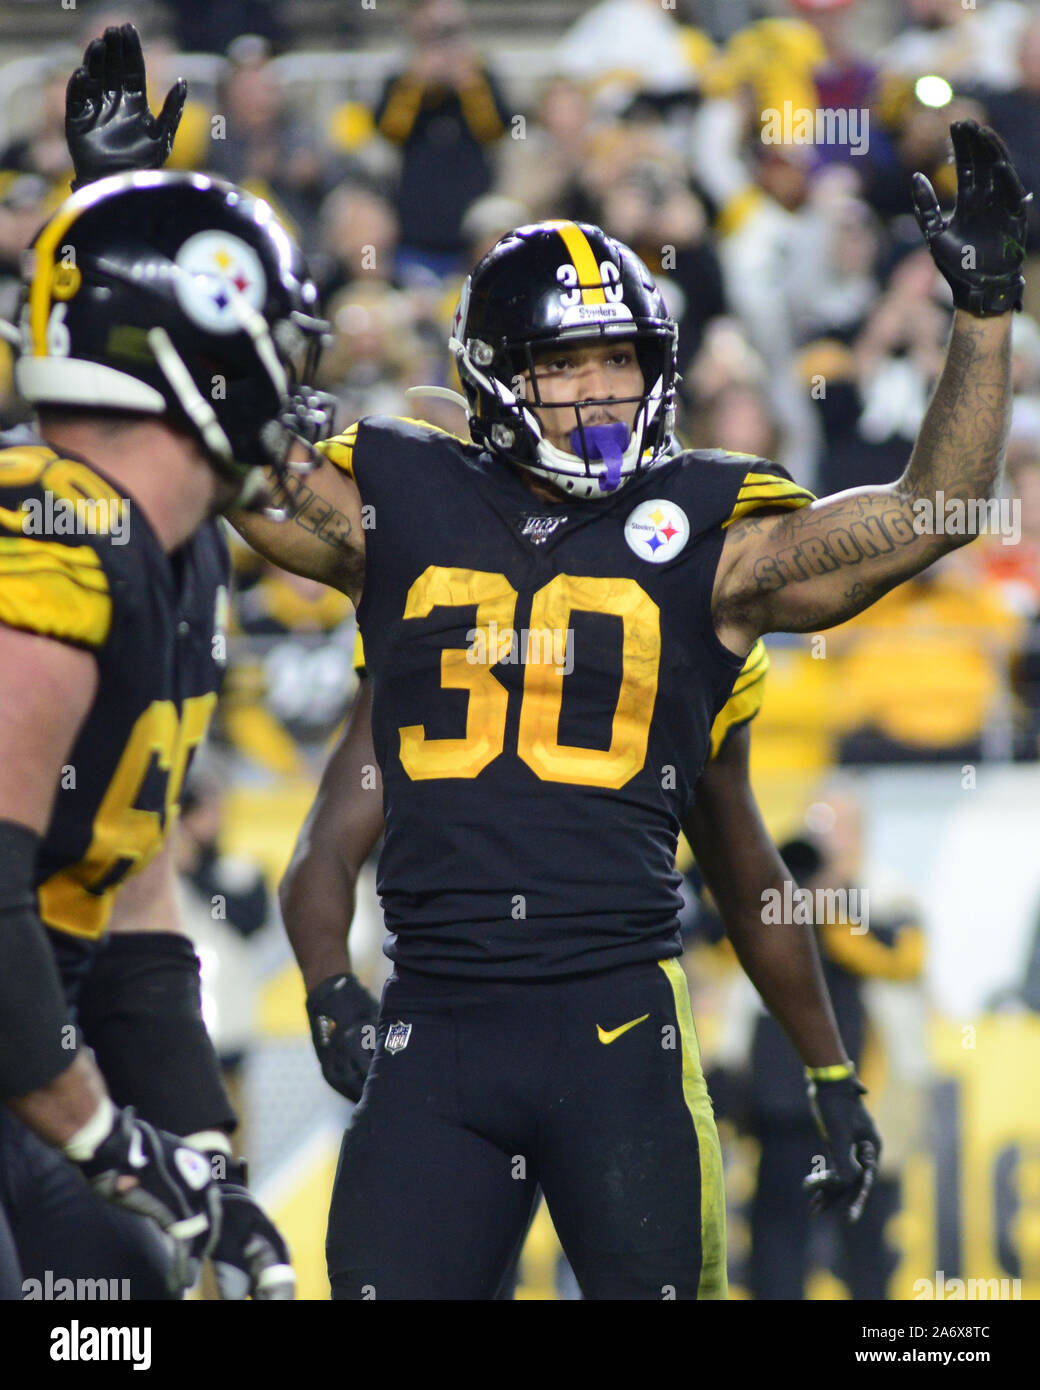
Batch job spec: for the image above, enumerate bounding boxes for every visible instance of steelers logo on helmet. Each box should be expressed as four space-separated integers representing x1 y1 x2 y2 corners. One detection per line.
173 230 267 334
624 498 690 563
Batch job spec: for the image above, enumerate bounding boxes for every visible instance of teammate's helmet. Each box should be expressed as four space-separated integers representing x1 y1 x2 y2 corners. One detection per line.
14 170 333 509
451 220 678 500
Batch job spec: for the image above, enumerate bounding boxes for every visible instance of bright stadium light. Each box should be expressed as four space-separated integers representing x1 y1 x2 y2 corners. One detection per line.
915 75 954 108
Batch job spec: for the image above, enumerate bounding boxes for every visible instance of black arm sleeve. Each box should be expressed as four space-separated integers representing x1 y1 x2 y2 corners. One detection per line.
0 820 79 1097
76 931 237 1136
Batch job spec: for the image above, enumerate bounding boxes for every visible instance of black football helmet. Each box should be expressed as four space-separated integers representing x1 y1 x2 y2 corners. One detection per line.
451 220 678 499
14 170 333 509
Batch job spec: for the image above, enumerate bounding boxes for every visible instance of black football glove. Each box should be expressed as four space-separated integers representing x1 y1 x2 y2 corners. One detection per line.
306 973 380 1102
802 1069 881 1224
912 119 1032 317
66 23 186 191
193 1154 296 1300
72 1106 221 1294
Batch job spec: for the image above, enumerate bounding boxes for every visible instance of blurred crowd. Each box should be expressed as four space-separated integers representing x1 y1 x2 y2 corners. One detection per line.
2 0 1040 775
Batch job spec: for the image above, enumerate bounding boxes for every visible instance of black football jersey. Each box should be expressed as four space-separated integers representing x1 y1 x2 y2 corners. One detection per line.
321 417 813 980
0 435 229 962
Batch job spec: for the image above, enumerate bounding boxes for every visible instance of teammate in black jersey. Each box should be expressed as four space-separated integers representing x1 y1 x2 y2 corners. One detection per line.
0 158 335 1298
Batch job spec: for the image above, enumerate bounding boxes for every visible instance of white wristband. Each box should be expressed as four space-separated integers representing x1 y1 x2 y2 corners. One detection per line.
62 1095 117 1162
184 1129 233 1157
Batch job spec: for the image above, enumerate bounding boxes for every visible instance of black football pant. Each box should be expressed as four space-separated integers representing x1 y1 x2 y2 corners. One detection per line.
0 1108 174 1301
327 958 727 1299
750 1125 900 1300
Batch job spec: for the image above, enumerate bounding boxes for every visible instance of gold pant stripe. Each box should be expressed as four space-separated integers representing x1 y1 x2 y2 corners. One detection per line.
658 957 728 1299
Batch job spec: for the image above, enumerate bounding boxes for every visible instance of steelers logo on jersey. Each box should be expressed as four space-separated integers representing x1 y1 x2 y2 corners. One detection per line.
624 498 690 563
173 231 267 334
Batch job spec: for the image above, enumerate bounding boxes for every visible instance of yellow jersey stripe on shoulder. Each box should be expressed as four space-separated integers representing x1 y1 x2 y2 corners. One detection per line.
391 416 469 445
0 538 110 647
318 423 359 478
353 628 366 674
723 471 815 529
318 417 469 479
709 638 769 759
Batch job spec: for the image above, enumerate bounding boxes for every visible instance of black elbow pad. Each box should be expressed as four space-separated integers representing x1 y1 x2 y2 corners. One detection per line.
0 820 79 1096
76 931 237 1136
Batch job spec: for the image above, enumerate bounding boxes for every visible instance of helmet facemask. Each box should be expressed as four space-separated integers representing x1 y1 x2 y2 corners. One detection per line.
143 282 336 516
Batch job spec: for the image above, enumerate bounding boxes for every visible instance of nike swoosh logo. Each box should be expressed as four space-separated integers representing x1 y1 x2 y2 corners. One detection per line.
596 1013 650 1045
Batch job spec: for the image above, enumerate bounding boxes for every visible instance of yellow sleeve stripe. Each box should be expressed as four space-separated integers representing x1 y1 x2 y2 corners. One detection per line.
708 638 769 759
353 628 366 674
0 537 108 585
0 539 111 647
723 472 815 528
318 423 359 478
738 472 813 492
709 676 765 758
731 637 769 693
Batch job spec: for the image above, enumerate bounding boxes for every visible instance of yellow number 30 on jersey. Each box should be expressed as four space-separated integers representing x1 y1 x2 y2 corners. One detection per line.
398 566 661 790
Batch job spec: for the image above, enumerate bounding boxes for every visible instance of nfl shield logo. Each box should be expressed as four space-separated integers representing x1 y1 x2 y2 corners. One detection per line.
385 1021 412 1055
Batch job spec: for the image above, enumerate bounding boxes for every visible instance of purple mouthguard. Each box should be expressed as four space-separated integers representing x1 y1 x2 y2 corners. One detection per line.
570 421 630 493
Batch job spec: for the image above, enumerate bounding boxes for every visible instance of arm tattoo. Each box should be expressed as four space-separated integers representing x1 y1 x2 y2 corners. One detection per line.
272 472 365 593
898 316 1010 509
751 505 918 593
729 313 1013 635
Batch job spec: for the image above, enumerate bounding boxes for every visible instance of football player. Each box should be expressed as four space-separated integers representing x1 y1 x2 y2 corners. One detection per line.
0 163 330 1299
252 129 1024 1301
62 26 1028 1299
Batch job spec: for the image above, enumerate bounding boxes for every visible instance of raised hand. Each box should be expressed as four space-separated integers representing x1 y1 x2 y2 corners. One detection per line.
912 119 1031 317
66 23 186 190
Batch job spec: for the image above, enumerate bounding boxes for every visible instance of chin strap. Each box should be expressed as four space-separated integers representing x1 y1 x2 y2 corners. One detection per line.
571 421 630 494
404 385 469 413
